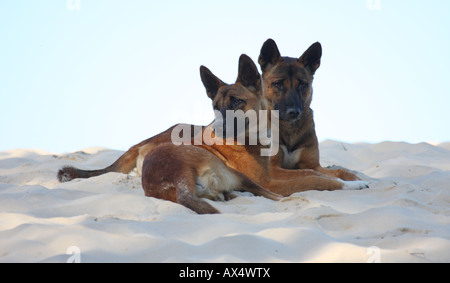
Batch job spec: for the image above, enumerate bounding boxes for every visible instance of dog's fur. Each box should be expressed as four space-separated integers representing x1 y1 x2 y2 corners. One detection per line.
258 39 360 181
57 41 366 203
141 55 366 213
141 55 283 214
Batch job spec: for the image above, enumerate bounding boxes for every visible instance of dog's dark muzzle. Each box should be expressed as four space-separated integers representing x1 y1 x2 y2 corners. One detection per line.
278 104 304 122
285 107 302 121
277 90 304 122
213 109 248 138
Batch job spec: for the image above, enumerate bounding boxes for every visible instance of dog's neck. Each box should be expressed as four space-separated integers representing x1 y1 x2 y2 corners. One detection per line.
278 107 317 152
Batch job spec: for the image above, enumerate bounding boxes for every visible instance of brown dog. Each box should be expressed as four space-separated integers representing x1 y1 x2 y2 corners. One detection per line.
140 55 368 213
258 39 360 181
57 43 367 197
141 55 284 214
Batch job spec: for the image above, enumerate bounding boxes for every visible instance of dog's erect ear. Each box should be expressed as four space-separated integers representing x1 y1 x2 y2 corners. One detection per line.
258 38 281 73
200 66 225 100
236 54 261 93
299 42 322 75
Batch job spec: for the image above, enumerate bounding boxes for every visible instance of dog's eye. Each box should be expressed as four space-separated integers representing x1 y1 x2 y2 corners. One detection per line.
272 80 285 90
297 80 308 89
231 98 245 108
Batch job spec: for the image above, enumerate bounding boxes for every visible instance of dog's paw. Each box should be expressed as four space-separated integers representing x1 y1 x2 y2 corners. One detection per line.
342 181 371 190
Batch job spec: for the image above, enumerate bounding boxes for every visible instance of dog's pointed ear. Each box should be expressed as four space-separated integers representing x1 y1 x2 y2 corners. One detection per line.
299 42 322 75
200 65 225 100
258 38 281 73
236 54 261 93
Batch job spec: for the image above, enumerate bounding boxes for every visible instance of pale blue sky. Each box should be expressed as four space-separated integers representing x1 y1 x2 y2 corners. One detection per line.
1 0 449 153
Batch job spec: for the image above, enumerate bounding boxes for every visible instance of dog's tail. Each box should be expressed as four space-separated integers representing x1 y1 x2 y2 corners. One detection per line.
57 125 179 182
56 124 187 183
57 143 141 182
58 166 110 182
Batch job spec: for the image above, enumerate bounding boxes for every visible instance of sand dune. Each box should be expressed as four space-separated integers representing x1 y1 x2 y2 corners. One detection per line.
0 140 449 262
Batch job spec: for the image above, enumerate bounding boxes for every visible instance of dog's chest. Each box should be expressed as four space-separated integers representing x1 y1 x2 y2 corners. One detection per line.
280 145 303 169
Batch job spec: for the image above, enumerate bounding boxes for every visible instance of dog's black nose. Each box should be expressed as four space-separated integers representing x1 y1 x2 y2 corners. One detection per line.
286 108 301 120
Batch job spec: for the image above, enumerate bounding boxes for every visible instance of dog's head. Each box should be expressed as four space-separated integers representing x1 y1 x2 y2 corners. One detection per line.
258 39 322 122
200 54 264 138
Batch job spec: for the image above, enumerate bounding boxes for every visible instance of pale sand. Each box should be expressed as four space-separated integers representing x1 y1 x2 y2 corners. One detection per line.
0 140 449 262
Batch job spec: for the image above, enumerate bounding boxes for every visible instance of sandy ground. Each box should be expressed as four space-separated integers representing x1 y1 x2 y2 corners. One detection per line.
0 140 449 262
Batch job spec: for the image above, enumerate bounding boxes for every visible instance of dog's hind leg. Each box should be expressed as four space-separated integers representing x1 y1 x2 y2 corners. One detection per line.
141 143 221 214
237 173 282 201
177 185 220 214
